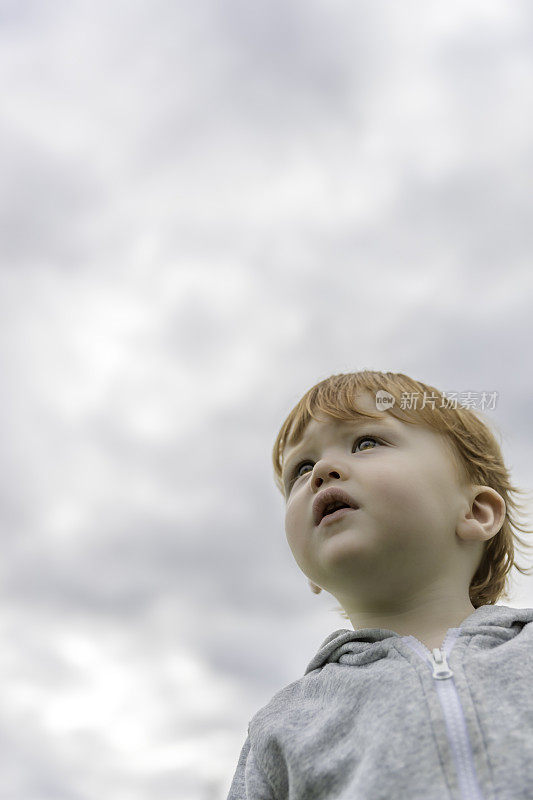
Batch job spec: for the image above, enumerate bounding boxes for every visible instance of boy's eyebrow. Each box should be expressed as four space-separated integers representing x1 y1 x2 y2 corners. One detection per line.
282 414 391 477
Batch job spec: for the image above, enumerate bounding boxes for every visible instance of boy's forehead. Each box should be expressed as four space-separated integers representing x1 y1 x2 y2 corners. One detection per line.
283 408 395 464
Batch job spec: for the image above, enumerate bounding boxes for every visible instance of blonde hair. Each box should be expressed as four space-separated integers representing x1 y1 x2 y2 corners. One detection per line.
272 370 533 614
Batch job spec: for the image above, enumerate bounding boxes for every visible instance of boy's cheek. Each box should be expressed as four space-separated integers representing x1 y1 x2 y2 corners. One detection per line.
370 466 426 509
284 505 301 542
285 504 313 554
285 494 308 527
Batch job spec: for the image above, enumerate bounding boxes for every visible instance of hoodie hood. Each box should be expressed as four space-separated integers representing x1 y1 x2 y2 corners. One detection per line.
304 603 533 674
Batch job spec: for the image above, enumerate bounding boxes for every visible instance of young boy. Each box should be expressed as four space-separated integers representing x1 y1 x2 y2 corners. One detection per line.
227 370 533 800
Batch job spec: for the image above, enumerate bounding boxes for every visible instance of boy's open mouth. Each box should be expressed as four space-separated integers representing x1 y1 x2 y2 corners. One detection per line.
318 506 358 526
313 488 359 526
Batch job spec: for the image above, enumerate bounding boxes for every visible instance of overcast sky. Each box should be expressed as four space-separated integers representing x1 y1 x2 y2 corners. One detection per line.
2 2 533 799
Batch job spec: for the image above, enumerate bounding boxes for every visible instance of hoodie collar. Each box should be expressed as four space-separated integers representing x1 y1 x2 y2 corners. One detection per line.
304 604 533 674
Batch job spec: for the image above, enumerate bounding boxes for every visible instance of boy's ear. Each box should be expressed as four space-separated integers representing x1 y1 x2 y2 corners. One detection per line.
309 580 322 594
456 486 506 543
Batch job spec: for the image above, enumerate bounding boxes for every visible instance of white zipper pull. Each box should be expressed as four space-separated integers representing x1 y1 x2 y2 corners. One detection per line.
431 648 453 680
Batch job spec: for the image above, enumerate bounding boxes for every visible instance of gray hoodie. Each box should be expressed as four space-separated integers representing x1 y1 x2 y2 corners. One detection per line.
226 604 533 800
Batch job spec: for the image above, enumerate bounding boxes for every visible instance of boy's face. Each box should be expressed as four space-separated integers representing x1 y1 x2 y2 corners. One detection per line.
282 391 479 610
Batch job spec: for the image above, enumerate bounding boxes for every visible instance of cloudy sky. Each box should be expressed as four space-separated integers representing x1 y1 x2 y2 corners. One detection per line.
2 1 533 798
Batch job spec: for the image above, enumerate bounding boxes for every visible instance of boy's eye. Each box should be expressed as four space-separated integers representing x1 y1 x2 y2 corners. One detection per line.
288 435 381 489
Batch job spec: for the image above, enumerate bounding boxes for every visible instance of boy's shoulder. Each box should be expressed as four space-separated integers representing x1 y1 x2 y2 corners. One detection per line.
247 628 364 736
247 670 323 745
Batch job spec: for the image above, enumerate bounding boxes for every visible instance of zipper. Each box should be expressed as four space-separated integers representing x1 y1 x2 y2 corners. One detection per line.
431 647 453 679
403 632 487 800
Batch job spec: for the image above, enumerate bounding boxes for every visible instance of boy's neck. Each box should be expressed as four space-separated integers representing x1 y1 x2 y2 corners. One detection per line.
344 596 477 652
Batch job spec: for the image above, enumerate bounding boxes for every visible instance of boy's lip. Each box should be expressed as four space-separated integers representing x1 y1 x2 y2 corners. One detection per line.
312 487 360 526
